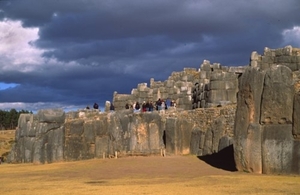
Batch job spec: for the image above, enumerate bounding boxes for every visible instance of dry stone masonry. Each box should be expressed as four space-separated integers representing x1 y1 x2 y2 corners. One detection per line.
234 45 300 174
8 45 300 175
192 61 243 108
113 62 243 110
113 68 198 111
8 106 235 164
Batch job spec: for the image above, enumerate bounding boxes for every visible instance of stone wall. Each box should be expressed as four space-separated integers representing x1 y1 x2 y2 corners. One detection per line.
113 68 198 111
250 45 300 71
10 109 65 164
234 46 300 174
192 61 244 108
113 62 244 111
8 105 236 164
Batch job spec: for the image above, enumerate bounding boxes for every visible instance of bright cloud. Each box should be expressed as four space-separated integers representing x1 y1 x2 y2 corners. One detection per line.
0 102 104 113
282 26 300 47
0 19 44 71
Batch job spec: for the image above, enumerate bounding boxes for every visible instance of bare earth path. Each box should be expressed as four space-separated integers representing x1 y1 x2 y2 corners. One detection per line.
1 155 300 195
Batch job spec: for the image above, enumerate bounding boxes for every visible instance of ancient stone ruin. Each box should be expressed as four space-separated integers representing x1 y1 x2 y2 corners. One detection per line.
9 106 236 164
234 46 300 174
113 62 244 110
8 45 300 175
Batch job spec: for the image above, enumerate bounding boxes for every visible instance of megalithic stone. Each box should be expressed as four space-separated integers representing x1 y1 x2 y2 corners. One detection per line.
234 66 265 172
260 65 294 124
293 92 300 138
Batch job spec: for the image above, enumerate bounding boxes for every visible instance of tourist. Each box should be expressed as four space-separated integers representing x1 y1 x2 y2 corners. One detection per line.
156 98 162 111
133 102 136 110
135 102 140 112
142 101 147 112
93 102 99 109
149 101 154 112
110 103 115 111
145 101 150 111
161 100 166 114
166 98 171 108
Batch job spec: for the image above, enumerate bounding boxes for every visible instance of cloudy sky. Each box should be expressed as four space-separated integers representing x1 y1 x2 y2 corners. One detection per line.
0 0 300 112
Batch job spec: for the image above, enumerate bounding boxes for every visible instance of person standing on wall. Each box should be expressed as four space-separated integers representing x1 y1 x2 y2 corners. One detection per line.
93 102 99 109
156 98 162 111
142 101 147 112
110 103 115 112
135 101 140 112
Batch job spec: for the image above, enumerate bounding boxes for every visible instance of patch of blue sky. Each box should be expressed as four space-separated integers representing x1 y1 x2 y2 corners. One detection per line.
0 82 18 90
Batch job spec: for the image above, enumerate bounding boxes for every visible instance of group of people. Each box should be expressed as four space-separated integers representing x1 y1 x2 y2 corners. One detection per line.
125 98 176 113
85 102 115 112
85 99 176 113
86 103 99 110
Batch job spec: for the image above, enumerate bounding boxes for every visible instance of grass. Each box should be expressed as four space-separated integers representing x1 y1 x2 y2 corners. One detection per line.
1 156 300 195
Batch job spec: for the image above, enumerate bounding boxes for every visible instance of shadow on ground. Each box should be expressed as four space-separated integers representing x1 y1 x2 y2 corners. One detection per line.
198 145 237 172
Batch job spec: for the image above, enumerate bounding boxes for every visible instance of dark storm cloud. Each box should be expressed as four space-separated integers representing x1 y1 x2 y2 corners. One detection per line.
1 0 300 111
3 0 299 64
34 0 300 64
0 63 142 107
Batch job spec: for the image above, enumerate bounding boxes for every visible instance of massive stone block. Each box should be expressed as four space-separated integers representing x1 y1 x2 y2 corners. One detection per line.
234 46 300 175
260 65 294 124
32 137 45 164
203 127 213 155
218 135 233 152
36 122 62 138
190 128 203 155
292 140 300 174
235 66 265 126
64 136 87 161
210 81 226 90
50 127 65 162
165 117 177 154
226 90 237 103
211 116 225 153
234 123 262 173
207 90 227 103
65 120 84 136
95 136 110 157
83 120 96 143
262 124 294 174
234 66 265 172
37 109 65 123
293 92 300 138
8 109 66 164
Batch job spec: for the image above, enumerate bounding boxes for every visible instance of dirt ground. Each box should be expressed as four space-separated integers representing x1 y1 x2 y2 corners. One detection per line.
1 155 300 195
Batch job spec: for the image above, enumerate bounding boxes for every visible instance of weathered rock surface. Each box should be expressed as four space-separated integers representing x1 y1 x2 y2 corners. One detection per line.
234 46 300 174
8 106 235 164
11 109 65 164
